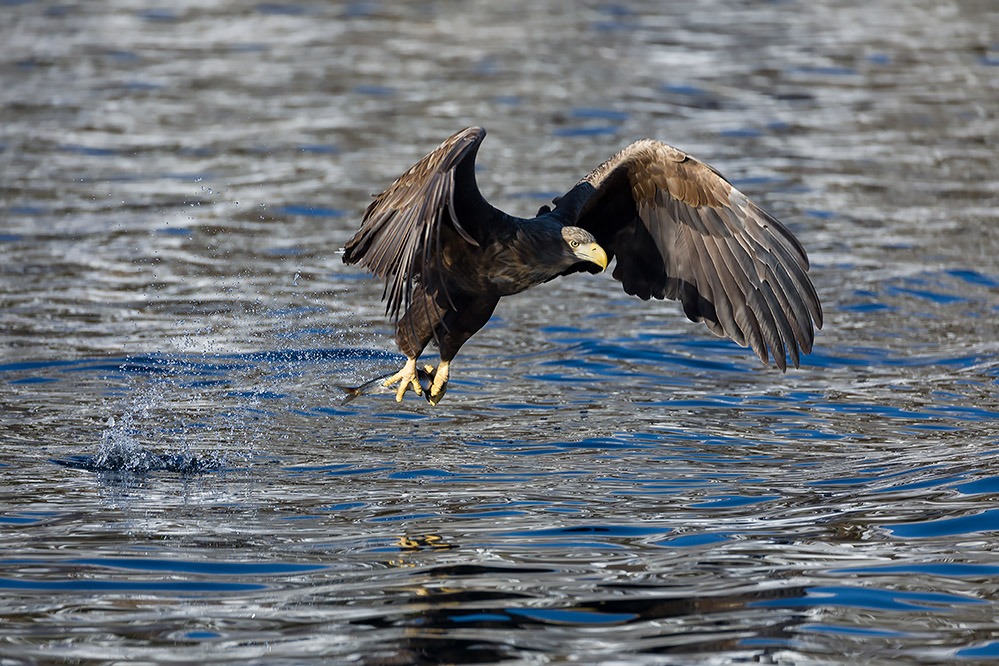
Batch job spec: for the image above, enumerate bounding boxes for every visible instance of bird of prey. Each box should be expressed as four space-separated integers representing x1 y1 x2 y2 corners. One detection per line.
343 126 821 405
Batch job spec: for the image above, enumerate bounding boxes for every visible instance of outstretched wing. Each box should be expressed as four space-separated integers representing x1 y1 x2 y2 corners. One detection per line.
575 140 822 371
343 126 488 319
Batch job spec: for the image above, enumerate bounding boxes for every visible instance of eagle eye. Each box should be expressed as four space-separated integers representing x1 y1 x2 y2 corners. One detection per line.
570 240 579 248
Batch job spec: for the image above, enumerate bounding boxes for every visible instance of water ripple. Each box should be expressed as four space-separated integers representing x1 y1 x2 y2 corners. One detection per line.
3 0 999 662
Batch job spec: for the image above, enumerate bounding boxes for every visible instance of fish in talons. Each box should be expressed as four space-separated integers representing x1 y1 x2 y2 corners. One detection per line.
338 362 438 405
380 358 450 405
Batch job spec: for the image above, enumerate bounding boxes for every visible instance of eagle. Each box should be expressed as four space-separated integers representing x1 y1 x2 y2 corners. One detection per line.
343 127 822 405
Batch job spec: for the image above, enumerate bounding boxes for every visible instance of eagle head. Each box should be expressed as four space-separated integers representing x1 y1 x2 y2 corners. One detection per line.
560 226 609 273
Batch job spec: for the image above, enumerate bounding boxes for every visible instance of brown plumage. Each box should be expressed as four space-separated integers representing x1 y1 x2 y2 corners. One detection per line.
342 127 822 404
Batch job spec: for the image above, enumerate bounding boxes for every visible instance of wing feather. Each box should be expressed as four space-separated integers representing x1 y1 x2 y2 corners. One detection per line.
575 139 822 370
702 235 749 345
342 126 488 321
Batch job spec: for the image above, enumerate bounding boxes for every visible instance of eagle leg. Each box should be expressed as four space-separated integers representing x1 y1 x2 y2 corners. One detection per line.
427 360 450 406
382 358 423 402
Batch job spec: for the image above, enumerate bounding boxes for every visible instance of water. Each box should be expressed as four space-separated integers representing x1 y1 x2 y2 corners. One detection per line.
2 0 998 663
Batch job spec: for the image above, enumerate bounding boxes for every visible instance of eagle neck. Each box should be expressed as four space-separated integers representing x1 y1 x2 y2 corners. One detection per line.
547 182 597 227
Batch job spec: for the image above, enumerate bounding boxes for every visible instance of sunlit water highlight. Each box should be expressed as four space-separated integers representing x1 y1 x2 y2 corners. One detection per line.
2 0 999 663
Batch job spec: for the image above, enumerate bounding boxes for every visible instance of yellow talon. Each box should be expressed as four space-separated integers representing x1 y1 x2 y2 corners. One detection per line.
427 360 450 406
382 358 421 402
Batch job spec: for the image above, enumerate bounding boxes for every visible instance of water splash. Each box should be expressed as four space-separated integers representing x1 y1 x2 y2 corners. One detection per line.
85 379 222 474
96 412 147 472
79 302 389 474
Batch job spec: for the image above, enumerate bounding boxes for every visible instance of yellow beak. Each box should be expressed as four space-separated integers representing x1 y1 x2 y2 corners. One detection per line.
576 242 609 271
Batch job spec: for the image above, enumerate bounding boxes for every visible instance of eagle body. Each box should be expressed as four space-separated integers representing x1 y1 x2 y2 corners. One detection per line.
375 214 603 364
342 127 822 404
436 216 579 296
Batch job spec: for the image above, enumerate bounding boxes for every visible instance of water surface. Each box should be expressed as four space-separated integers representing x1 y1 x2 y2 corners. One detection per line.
2 0 999 663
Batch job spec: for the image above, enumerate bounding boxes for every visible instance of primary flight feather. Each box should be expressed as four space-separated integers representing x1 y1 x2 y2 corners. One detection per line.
343 126 822 404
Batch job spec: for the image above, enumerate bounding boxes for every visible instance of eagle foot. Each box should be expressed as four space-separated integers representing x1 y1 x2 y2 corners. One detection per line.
382 358 423 402
427 360 450 406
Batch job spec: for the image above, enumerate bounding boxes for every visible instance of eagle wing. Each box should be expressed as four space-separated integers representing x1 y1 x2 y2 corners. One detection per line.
575 140 822 370
342 126 487 320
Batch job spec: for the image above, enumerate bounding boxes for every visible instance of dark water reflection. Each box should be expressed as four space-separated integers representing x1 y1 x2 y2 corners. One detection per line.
3 0 999 663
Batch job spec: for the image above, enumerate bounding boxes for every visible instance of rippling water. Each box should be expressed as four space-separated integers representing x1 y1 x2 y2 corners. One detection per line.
2 0 999 663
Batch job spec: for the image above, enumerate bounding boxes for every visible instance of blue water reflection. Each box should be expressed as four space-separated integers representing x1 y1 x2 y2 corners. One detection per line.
754 586 985 612
887 509 999 539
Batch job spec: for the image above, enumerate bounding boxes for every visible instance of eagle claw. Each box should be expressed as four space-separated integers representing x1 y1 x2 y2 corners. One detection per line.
427 361 450 406
382 358 422 402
